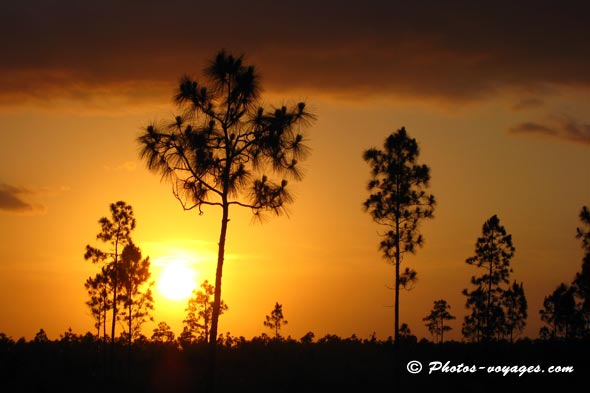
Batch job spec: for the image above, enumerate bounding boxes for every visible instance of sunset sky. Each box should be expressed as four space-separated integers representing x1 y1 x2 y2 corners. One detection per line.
1 0 589 342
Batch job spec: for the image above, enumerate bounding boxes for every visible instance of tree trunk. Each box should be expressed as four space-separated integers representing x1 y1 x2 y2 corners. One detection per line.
102 306 107 342
128 298 132 349
393 212 401 393
394 217 400 346
485 232 495 342
111 235 120 347
208 202 229 389
110 239 119 368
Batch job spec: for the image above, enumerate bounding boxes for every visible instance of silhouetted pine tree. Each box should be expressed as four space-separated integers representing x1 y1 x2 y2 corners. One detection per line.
138 50 315 381
502 281 527 342
84 266 111 340
84 201 136 349
117 242 154 349
363 127 435 344
539 283 582 339
183 280 228 344
462 215 526 342
151 322 175 344
423 299 455 343
264 302 288 339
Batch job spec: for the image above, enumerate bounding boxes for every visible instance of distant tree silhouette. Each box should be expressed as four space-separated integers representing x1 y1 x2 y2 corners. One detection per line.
218 331 239 348
183 280 228 344
138 50 315 378
363 127 435 344
264 302 288 339
539 283 582 339
177 326 194 349
84 266 111 340
462 215 525 342
423 299 455 343
0 332 14 346
398 323 417 344
34 329 49 343
59 328 78 344
84 201 136 346
300 331 315 344
117 242 154 349
151 322 175 344
502 281 527 342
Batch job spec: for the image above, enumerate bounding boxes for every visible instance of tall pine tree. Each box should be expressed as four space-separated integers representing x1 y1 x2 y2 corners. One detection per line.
363 127 435 344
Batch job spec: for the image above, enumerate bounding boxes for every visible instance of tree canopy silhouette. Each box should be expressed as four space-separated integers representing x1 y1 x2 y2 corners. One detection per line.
362 127 435 344
117 242 154 349
502 281 527 342
84 266 111 340
84 201 136 348
264 302 288 339
138 50 315 377
540 283 580 339
182 280 228 345
151 321 175 344
423 299 455 343
462 215 527 342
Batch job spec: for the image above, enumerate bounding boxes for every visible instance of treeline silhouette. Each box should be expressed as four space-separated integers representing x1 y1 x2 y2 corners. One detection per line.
0 329 587 393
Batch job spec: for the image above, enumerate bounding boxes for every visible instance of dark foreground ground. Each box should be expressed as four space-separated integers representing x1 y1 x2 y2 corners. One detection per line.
1 337 588 393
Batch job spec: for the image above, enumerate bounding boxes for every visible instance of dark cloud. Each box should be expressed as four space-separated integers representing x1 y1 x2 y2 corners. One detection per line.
509 116 590 145
1 0 589 105
0 184 40 214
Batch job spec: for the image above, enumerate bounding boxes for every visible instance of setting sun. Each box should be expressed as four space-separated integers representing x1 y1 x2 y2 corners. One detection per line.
157 262 198 301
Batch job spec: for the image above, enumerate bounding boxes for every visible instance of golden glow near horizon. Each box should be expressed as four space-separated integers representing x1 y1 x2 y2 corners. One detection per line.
0 88 589 343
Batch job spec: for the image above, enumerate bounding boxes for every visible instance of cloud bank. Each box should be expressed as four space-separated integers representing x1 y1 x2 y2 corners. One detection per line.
0 0 589 105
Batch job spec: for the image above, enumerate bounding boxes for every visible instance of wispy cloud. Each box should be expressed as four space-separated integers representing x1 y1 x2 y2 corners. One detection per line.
509 115 590 145
103 161 137 172
0 183 70 215
0 184 45 215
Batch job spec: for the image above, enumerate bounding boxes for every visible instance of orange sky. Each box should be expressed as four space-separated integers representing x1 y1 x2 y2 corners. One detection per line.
1 1 589 342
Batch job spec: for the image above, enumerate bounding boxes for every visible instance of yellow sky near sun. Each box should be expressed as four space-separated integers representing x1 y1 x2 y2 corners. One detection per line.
0 87 589 343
